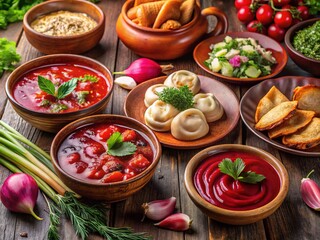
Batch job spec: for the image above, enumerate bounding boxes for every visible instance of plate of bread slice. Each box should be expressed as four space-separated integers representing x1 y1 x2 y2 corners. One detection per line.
240 76 320 156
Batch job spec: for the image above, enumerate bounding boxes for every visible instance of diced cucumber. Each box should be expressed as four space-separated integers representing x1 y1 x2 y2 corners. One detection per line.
214 48 228 57
221 62 234 77
225 49 240 59
241 45 255 52
210 58 222 72
245 66 261 78
264 65 271 72
224 36 232 43
213 42 227 50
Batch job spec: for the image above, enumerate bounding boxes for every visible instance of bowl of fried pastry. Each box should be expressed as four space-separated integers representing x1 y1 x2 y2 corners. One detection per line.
116 0 228 60
240 76 320 156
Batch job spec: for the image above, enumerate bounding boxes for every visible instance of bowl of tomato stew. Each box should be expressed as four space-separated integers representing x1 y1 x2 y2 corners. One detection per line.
184 144 289 225
50 114 162 202
5 54 113 133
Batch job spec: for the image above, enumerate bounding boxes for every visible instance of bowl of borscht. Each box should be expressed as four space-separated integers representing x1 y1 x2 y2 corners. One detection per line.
184 144 289 225
50 114 162 202
5 54 114 133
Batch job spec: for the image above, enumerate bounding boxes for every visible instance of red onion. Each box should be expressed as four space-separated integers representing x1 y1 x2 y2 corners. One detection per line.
141 196 176 221
113 58 174 84
301 170 320 211
154 213 192 231
0 173 42 220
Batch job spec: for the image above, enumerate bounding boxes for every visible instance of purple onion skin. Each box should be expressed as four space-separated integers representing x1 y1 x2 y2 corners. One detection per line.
0 173 42 220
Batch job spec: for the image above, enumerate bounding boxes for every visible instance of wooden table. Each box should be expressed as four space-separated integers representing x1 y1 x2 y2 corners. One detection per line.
1 0 319 239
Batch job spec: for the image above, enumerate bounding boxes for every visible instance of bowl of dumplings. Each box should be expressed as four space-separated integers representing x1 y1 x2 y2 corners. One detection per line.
116 0 228 60
124 70 241 149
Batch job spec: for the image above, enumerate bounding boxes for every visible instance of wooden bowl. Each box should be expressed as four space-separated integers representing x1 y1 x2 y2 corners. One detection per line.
284 18 320 76
50 114 162 202
23 0 105 54
5 54 114 133
184 144 289 225
116 0 228 60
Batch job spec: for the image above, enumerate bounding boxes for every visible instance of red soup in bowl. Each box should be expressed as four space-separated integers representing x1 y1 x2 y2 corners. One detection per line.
57 122 154 183
194 151 280 211
12 63 110 113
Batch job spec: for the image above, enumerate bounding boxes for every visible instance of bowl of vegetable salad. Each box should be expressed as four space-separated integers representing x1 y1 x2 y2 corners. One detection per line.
193 32 288 84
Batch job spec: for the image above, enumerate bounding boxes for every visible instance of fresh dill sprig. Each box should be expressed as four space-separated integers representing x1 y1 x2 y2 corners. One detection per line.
43 194 61 240
157 85 194 111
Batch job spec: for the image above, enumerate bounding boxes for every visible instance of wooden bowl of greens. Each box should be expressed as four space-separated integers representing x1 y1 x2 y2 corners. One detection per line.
284 18 320 76
5 54 113 133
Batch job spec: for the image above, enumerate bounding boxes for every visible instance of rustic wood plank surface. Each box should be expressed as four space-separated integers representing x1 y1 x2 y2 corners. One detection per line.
0 0 319 240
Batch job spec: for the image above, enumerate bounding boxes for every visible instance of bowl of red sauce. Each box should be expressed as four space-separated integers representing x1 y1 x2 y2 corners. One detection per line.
5 54 113 133
184 144 289 225
50 114 162 202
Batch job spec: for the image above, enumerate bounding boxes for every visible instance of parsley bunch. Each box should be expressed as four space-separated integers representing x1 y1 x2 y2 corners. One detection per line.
157 86 194 111
0 38 21 75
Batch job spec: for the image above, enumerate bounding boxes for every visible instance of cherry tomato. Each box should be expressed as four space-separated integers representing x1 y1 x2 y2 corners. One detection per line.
121 129 137 142
237 6 255 23
256 4 274 26
100 171 124 183
88 169 105 179
84 141 105 157
66 152 81 164
274 11 293 28
297 5 310 20
98 125 121 140
246 20 267 34
129 154 151 172
273 0 291 7
234 0 252 9
268 24 286 42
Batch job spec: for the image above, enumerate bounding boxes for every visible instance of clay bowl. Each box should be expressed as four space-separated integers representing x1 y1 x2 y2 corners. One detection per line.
284 18 320 76
23 0 105 54
116 0 228 60
184 144 289 225
50 114 162 202
5 54 113 133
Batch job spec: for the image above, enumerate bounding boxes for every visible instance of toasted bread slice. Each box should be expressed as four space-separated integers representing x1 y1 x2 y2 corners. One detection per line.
153 0 182 29
255 86 289 123
255 101 298 131
136 1 166 27
292 85 320 117
282 117 320 149
268 110 315 139
180 0 195 25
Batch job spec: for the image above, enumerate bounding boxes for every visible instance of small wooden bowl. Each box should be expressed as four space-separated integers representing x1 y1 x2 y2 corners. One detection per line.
284 18 320 76
184 144 289 225
50 114 162 202
5 54 114 133
23 0 105 54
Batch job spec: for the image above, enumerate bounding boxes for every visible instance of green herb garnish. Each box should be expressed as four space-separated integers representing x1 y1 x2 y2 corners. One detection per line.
107 132 136 157
38 76 78 99
157 85 194 111
0 38 21 75
78 74 99 82
218 158 265 184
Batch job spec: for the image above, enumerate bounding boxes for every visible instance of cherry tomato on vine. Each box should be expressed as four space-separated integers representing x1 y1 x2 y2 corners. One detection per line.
273 0 291 7
274 11 293 28
297 5 310 20
256 4 274 26
268 24 286 42
234 0 252 10
247 20 267 34
237 6 255 23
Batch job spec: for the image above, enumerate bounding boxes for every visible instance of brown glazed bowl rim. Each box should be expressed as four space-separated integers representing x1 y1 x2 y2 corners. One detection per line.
121 0 201 33
284 17 320 63
184 144 289 217
23 0 105 40
50 114 162 187
5 54 114 117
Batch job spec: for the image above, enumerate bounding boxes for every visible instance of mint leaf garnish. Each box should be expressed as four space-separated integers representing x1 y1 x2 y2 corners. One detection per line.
218 158 265 184
57 78 78 99
38 76 55 96
107 132 136 157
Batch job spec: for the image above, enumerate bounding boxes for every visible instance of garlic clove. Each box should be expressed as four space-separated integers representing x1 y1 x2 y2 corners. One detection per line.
154 213 192 231
142 196 176 221
114 76 137 90
301 170 320 211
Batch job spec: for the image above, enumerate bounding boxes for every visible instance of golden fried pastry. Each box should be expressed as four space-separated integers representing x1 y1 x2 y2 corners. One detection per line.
255 101 298 131
292 85 320 117
268 110 315 139
282 117 320 149
180 0 195 25
127 6 139 19
255 86 289 123
160 19 182 29
153 0 182 29
136 1 166 27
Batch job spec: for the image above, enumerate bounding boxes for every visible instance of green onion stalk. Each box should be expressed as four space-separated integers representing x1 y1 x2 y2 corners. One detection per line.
0 120 151 240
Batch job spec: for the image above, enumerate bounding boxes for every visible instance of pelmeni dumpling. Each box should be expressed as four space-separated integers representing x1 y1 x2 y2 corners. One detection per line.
144 100 180 132
144 84 168 107
193 93 224 122
171 108 209 140
164 70 201 94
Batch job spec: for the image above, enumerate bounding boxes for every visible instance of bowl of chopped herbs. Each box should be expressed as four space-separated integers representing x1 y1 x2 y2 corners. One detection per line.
285 18 320 76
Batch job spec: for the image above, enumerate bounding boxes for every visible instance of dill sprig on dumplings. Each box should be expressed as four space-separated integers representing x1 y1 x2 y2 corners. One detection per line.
157 86 194 111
